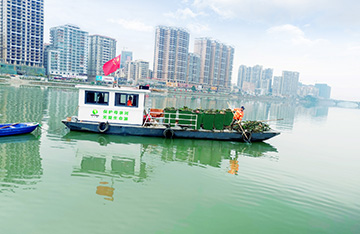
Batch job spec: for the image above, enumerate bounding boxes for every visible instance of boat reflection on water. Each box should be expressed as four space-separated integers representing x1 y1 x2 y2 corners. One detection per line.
63 131 277 173
69 135 147 180
228 158 239 175
96 181 115 201
159 138 278 166
0 134 39 144
63 132 278 200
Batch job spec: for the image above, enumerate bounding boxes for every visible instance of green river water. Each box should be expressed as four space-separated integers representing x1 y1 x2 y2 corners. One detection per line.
0 85 359 234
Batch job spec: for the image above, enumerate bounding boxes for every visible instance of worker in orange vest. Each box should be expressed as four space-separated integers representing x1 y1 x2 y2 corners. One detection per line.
230 106 245 128
127 96 133 106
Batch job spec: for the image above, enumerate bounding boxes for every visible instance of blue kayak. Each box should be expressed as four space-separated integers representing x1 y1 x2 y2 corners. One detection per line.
0 122 39 137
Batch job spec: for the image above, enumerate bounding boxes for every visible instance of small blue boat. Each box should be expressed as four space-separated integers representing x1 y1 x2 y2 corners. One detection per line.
0 122 39 137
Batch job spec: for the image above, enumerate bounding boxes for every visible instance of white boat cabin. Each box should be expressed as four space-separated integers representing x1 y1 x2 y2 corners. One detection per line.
76 85 150 125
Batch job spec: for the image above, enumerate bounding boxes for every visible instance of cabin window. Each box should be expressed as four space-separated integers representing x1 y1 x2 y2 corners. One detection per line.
115 93 138 107
85 91 109 105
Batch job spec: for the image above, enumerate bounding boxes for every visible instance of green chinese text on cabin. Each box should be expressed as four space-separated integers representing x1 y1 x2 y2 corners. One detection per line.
103 110 129 115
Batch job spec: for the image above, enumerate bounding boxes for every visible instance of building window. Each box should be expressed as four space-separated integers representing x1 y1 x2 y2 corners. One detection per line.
85 91 109 105
115 93 138 107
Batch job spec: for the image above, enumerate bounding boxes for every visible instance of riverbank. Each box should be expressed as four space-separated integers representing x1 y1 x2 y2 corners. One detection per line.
1 76 356 108
0 77 317 106
0 76 77 88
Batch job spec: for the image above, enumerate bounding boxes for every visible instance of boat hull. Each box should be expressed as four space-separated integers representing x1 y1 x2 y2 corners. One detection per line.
62 120 279 142
0 123 39 137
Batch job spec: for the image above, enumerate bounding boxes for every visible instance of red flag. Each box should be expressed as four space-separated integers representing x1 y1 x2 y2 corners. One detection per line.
103 55 121 76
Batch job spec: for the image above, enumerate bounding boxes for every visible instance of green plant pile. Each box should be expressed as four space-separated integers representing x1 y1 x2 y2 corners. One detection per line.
163 106 272 132
241 121 271 133
179 106 191 111
164 106 231 114
164 107 177 112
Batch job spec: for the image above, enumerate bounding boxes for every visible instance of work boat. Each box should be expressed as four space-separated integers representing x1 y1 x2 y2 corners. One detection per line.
62 85 280 142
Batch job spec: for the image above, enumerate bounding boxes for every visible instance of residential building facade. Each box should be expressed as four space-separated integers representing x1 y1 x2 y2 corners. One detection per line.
120 50 132 69
260 68 273 95
47 24 88 77
194 38 234 89
186 53 200 85
125 60 149 84
272 76 282 96
0 0 45 75
298 83 319 97
135 60 149 81
250 65 263 87
237 65 247 89
315 83 331 99
281 71 300 97
88 35 116 81
238 65 273 95
194 38 210 85
153 26 190 86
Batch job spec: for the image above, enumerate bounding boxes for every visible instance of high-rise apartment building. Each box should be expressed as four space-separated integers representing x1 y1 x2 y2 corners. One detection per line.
298 83 319 97
224 45 234 89
194 38 234 89
47 24 88 77
0 0 44 75
153 26 190 86
135 60 149 81
88 35 116 81
43 43 51 74
315 83 331 99
120 50 132 69
186 53 200 85
250 65 263 86
124 61 135 82
125 60 149 84
272 76 282 96
262 68 273 80
260 68 273 95
238 65 273 94
237 65 247 89
194 39 210 85
281 71 300 96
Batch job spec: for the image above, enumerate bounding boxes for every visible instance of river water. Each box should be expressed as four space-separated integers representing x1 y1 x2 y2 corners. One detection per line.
0 85 359 234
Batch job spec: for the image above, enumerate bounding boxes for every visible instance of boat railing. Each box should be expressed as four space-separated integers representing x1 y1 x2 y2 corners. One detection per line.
144 109 198 129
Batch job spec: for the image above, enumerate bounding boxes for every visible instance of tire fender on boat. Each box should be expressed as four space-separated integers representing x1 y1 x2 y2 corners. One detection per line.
242 131 252 143
163 128 174 138
98 122 109 133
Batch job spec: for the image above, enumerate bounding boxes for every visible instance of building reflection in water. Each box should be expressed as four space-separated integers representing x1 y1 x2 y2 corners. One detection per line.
0 86 44 193
64 132 279 193
148 94 330 132
0 135 42 192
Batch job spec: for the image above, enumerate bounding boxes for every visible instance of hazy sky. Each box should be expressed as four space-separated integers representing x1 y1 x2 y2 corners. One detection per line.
44 0 360 101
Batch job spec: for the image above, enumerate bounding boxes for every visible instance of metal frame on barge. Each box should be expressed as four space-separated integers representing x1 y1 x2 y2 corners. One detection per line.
62 85 280 142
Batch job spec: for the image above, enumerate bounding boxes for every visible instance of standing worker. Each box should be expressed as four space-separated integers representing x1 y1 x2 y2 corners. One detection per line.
230 106 245 129
127 96 133 106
